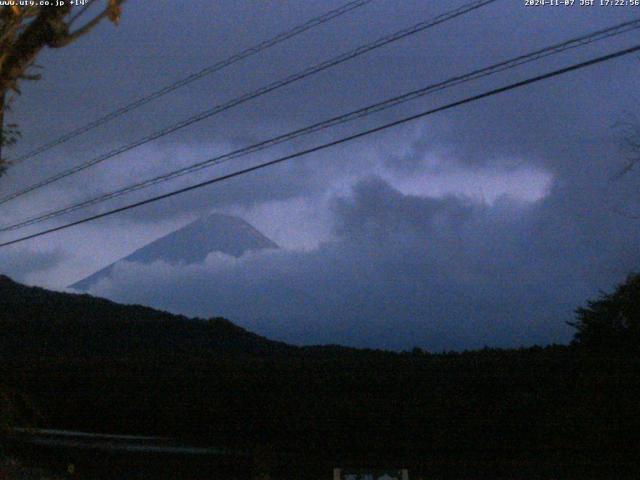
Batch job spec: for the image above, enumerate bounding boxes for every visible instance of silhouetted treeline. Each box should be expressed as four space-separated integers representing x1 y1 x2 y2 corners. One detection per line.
569 273 640 355
1 275 639 479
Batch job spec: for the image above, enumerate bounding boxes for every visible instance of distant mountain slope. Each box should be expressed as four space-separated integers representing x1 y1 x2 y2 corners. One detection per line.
70 213 277 290
0 275 291 358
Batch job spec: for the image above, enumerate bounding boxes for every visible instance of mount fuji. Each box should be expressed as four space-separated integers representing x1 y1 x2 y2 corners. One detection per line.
70 213 278 291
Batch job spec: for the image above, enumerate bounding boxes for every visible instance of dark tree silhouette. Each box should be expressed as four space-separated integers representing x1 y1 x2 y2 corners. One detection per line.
1 274 640 478
0 1 125 174
569 273 640 354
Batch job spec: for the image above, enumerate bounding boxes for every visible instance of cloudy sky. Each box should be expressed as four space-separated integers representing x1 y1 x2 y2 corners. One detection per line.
1 0 639 351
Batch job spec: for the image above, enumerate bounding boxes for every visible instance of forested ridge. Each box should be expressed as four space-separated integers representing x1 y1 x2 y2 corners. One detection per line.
1 274 639 478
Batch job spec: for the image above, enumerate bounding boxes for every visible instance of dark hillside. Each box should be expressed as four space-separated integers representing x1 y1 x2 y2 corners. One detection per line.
1 275 639 479
0 275 290 358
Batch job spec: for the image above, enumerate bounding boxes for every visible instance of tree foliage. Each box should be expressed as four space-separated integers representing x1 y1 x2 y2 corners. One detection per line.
2 275 640 478
0 0 125 172
569 273 640 354
615 111 640 178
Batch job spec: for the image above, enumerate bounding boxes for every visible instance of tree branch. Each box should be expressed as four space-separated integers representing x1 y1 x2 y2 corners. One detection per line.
0 1 125 92
49 0 125 48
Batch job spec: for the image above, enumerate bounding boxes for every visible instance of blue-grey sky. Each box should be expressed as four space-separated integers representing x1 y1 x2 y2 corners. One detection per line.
1 0 639 350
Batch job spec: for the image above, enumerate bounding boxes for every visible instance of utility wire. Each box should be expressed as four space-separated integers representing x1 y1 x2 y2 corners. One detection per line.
0 0 499 205
2 18 638 233
12 0 375 164
1 42 637 249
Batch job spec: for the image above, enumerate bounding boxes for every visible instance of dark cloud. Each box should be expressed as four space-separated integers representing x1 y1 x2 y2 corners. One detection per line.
0 248 66 283
1 1 639 350
5 0 637 207
85 173 640 351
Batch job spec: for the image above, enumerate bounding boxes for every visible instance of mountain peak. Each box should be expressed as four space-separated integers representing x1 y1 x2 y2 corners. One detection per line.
70 213 277 290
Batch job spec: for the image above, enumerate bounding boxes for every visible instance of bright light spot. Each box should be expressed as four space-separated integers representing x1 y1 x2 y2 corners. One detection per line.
389 162 553 204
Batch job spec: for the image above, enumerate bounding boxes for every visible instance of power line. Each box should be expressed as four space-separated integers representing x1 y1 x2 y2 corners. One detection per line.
0 0 499 206
2 18 638 233
1 42 637 249
12 0 375 164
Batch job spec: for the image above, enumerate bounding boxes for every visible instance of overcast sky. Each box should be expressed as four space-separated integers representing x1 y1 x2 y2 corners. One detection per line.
1 0 639 350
